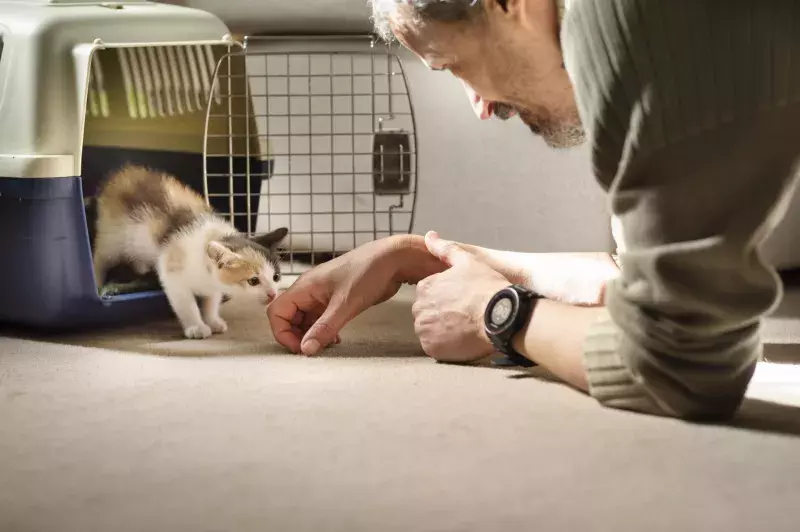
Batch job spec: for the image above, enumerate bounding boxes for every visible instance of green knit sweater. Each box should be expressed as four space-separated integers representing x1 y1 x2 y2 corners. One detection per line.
563 0 800 418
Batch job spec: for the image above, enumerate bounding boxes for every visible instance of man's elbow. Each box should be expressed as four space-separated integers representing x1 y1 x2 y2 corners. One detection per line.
584 305 762 422
617 350 759 422
599 381 753 421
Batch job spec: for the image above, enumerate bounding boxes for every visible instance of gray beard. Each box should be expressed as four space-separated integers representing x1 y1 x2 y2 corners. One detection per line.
524 115 586 149
494 103 586 149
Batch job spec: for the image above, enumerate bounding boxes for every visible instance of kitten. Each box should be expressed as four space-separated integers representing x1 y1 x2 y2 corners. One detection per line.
93 164 288 339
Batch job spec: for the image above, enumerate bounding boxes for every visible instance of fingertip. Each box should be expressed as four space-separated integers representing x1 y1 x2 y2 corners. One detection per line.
301 338 322 357
424 231 442 258
276 335 302 354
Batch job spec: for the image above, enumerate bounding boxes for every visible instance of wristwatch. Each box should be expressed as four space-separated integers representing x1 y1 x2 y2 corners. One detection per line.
484 285 540 368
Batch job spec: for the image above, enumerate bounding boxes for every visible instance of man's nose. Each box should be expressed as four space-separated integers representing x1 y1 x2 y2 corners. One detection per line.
461 80 493 120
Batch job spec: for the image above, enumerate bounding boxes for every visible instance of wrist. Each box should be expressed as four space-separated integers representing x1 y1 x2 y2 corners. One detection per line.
387 234 447 285
510 312 534 360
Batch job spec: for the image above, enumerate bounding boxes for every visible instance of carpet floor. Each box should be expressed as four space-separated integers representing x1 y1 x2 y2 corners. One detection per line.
1 286 799 532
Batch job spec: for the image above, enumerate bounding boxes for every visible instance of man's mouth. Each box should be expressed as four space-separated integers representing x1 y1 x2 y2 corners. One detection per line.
491 102 518 120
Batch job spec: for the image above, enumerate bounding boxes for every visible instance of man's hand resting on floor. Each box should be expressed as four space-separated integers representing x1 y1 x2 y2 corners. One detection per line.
420 232 604 390
412 232 511 363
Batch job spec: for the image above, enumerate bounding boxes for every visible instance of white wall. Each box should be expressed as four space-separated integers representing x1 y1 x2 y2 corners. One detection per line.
169 0 374 36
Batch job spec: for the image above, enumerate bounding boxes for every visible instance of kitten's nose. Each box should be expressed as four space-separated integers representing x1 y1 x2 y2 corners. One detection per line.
265 289 277 302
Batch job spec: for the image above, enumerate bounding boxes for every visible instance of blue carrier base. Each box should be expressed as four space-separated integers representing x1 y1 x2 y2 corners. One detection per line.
0 149 270 330
0 176 173 329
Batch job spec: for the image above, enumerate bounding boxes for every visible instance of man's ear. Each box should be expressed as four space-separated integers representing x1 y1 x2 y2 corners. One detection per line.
250 227 289 251
485 0 511 14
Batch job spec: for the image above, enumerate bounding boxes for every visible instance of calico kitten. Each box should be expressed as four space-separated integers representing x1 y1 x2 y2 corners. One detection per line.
93 164 288 339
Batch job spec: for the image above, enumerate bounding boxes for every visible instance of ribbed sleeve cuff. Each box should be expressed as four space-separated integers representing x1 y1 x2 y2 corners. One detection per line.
582 311 670 416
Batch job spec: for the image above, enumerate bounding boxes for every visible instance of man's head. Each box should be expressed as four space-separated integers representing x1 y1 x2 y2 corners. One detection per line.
370 0 584 149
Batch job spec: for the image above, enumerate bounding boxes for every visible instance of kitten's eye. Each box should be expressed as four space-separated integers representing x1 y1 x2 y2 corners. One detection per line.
273 273 280 283
247 277 260 287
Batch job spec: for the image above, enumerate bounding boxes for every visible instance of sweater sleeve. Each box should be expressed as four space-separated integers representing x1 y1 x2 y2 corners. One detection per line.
563 0 800 419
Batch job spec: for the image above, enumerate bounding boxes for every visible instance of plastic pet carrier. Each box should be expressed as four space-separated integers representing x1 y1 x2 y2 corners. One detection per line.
0 0 249 328
0 1 418 330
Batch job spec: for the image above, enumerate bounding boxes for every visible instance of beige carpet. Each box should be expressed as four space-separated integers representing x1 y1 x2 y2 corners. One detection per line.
1 286 800 532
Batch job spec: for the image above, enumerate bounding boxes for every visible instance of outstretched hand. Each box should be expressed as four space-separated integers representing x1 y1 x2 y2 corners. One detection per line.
267 235 447 356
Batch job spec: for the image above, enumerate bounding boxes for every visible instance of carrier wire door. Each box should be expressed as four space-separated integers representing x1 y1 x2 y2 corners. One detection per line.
204 38 418 276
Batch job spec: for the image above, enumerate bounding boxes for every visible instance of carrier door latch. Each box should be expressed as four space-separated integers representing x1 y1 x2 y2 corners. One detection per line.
372 129 412 196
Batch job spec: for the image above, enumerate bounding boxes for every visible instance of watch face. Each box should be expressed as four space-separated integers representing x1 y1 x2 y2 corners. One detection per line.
491 296 514 327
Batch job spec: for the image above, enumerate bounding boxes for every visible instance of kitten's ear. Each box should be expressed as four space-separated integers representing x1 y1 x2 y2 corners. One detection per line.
251 227 288 250
207 241 238 265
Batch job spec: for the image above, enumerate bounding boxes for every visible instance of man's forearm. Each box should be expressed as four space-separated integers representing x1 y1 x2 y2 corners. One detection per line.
458 245 619 306
511 299 606 392
388 234 619 304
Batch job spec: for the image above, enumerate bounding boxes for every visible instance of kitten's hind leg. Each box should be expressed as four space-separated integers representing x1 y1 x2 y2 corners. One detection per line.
201 293 228 334
93 255 113 289
159 271 211 339
92 231 118 289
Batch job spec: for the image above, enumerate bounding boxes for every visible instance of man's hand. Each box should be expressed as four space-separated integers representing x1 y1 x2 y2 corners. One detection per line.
267 235 446 356
412 232 512 363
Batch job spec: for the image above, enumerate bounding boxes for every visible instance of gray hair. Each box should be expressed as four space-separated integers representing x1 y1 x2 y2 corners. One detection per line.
369 1 566 41
369 0 483 42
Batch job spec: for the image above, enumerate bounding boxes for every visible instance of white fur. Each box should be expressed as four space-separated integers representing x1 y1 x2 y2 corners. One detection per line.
160 218 279 339
97 216 280 340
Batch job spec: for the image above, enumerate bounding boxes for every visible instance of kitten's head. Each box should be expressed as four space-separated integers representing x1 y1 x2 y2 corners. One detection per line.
206 227 288 305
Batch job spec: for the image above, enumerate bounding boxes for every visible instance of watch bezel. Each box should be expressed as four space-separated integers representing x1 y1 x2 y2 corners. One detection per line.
484 286 521 337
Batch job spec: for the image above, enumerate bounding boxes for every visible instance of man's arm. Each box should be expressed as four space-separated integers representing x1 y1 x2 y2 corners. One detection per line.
510 299 602 393
393 233 621 307
456 244 619 306
417 234 604 394
548 0 800 420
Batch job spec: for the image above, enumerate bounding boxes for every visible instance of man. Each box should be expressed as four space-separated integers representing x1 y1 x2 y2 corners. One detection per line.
268 0 800 420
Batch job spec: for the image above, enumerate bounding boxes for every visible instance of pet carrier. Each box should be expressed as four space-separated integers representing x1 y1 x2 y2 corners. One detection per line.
0 0 244 328
0 2 418 330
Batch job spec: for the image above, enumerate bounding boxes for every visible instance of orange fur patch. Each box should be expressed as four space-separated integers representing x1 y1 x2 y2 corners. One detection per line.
96 164 209 220
217 256 263 285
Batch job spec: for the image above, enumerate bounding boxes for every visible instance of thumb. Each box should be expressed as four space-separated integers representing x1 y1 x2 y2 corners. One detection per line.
424 231 472 267
300 297 354 356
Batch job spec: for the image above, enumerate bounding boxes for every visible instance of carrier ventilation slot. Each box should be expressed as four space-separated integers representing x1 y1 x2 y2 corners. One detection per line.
88 45 222 119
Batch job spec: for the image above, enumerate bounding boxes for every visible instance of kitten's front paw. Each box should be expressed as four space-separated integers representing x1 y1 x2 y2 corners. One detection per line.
184 324 212 339
206 317 228 334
